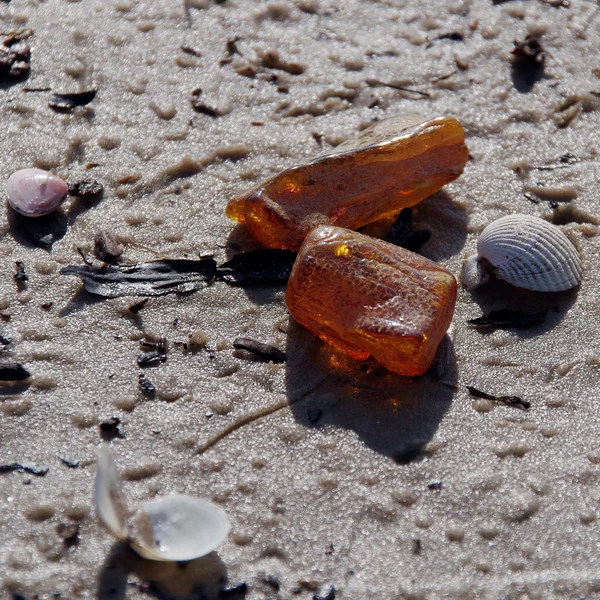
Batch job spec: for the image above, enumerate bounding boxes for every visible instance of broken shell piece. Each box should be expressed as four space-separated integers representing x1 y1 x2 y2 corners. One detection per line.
226 114 468 251
95 444 129 540
95 445 229 561
6 168 69 217
286 226 457 376
462 214 582 292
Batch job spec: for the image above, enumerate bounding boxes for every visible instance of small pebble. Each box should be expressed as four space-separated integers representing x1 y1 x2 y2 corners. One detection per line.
446 526 465 542
68 179 103 197
580 511 597 525
313 585 336 600
7 168 68 217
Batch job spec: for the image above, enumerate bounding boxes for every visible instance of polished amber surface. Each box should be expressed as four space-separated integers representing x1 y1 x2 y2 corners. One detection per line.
227 114 468 251
286 226 457 376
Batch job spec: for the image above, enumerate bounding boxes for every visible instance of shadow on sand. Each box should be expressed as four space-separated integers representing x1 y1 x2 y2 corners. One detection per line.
467 277 579 339
285 320 457 463
97 543 246 600
410 189 469 262
8 207 68 249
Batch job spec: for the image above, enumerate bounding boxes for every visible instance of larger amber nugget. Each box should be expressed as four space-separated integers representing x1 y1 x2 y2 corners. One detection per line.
227 114 468 251
286 226 457 376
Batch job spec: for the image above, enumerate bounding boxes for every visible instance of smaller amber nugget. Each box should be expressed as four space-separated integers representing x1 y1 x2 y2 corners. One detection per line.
286 226 457 376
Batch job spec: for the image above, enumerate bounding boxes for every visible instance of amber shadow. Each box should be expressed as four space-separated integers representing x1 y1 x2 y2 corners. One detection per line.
97 542 245 600
467 278 579 339
285 320 456 463
410 189 469 262
224 222 291 305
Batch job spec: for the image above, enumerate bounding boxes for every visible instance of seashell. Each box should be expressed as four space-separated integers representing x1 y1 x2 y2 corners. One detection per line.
461 214 582 292
6 168 68 217
226 114 468 251
95 445 230 561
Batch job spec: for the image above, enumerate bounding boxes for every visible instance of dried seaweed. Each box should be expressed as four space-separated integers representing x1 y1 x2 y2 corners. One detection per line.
313 585 336 600
511 35 545 92
233 337 287 363
99 417 123 440
0 29 31 80
137 351 166 367
383 208 431 253
61 258 217 297
0 362 30 380
62 248 298 297
434 32 464 42
13 261 28 282
217 249 296 284
141 336 167 352
56 522 80 542
58 456 80 468
534 153 577 171
181 45 201 57
259 50 304 75
226 37 241 56
68 179 103 197
138 374 156 395
468 309 548 329
467 386 530 410
190 88 219 117
0 463 48 476
365 78 431 98
49 90 96 112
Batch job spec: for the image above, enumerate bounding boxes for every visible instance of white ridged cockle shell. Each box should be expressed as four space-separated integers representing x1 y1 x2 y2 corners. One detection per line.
95 445 230 562
461 214 582 292
7 168 68 217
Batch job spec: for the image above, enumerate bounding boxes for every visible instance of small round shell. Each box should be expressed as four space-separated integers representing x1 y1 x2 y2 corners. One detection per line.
7 168 68 217
462 215 582 292
461 254 489 291
131 496 230 562
95 445 230 562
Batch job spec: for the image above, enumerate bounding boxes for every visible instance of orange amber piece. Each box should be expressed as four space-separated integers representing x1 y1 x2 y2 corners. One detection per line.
286 226 457 376
227 114 468 251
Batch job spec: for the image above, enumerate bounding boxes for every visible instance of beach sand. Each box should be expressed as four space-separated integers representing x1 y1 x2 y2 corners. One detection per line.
1 1 600 598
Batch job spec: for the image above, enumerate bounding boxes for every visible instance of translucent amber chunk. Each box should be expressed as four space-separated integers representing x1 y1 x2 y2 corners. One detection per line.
286 226 457 376
227 114 468 251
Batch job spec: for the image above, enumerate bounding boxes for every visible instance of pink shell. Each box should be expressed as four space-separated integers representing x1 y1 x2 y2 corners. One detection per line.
7 168 68 217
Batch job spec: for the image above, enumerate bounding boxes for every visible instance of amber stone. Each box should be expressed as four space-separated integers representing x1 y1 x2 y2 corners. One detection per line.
286 226 457 376
226 114 468 251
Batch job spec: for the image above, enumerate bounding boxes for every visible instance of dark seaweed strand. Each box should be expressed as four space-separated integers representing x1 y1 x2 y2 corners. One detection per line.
216 249 297 284
468 309 548 329
0 362 30 380
233 337 287 363
467 386 530 410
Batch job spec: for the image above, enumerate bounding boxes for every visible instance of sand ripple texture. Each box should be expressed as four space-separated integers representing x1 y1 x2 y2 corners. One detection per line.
1 1 600 599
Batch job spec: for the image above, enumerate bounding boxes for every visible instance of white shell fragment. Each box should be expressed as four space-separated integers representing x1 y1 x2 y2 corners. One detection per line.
462 214 582 292
95 445 230 562
7 168 68 217
95 444 129 541
130 496 230 562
